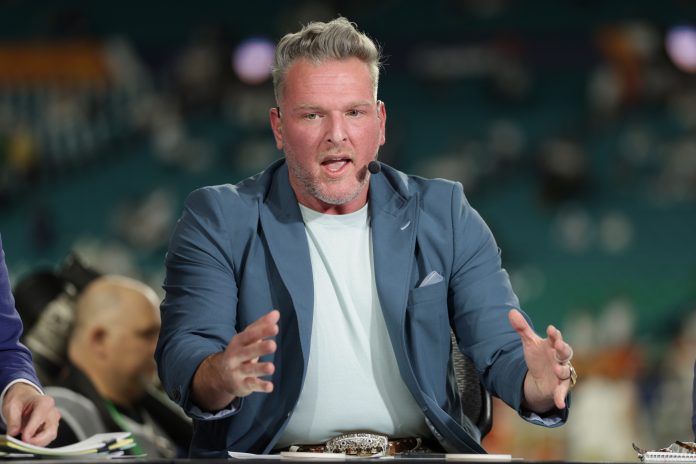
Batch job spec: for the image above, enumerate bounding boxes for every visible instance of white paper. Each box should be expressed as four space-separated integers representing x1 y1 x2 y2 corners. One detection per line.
642 453 696 462
229 451 283 460
446 454 512 462
0 432 132 456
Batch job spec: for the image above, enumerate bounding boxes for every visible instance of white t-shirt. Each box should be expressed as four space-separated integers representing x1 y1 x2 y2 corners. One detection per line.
276 203 428 447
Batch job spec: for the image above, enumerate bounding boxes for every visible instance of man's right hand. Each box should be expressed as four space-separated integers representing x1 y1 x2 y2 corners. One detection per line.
191 310 279 412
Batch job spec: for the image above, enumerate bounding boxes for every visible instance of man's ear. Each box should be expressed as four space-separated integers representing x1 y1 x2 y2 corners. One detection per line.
270 106 284 150
88 326 108 354
377 100 386 146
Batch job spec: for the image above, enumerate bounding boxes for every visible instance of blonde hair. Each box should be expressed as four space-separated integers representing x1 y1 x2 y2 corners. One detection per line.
272 17 382 104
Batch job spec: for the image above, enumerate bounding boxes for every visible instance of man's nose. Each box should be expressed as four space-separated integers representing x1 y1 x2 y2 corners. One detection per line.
325 114 347 144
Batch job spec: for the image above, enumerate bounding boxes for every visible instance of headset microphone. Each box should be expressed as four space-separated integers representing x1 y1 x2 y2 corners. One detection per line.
367 161 381 174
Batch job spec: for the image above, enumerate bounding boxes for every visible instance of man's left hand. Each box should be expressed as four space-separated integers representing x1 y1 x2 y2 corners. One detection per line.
508 308 575 413
2 383 60 446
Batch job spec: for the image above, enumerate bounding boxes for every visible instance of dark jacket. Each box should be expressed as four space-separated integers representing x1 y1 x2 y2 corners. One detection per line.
0 234 42 403
49 365 191 457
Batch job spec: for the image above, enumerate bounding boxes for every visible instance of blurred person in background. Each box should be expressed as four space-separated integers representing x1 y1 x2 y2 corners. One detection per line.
562 301 648 460
650 309 696 447
48 275 188 457
156 17 576 458
0 233 60 446
12 253 99 386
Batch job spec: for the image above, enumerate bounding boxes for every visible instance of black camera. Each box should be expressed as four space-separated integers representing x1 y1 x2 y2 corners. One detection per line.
13 253 100 384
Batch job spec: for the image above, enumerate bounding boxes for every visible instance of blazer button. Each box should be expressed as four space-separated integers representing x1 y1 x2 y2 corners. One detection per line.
172 389 181 402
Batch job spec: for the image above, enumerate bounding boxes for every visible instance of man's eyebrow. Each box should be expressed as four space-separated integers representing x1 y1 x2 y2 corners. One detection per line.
282 104 320 115
346 101 373 108
292 104 323 112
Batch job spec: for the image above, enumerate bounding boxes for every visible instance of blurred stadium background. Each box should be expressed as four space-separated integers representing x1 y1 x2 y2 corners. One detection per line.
1 0 695 459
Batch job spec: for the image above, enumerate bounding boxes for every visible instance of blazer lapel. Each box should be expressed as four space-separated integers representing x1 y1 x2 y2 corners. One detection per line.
258 164 419 375
259 163 314 365
369 172 419 366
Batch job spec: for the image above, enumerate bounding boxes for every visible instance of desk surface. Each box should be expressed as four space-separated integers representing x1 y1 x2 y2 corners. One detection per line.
3 459 640 464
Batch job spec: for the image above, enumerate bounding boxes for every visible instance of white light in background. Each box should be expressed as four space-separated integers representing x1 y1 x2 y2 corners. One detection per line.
666 25 696 73
232 38 275 84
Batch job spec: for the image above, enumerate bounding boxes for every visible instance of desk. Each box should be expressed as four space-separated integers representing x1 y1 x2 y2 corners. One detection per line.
2 459 638 464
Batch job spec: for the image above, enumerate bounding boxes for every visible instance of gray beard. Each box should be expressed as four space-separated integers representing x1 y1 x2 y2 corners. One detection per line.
288 159 368 206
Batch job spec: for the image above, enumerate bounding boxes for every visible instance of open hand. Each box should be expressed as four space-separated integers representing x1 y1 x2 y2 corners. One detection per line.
192 310 279 410
218 310 279 397
508 309 575 412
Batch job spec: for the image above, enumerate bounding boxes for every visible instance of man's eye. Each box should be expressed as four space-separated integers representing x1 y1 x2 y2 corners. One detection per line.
347 110 362 117
304 113 318 120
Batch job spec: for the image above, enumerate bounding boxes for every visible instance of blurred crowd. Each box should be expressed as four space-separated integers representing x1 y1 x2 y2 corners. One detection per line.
1 0 696 460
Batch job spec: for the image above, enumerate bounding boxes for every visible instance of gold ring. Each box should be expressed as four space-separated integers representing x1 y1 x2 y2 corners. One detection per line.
564 362 577 389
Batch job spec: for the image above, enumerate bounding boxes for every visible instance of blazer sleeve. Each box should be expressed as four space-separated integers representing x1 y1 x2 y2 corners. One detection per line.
0 235 41 395
155 188 241 418
446 183 526 405
447 183 569 425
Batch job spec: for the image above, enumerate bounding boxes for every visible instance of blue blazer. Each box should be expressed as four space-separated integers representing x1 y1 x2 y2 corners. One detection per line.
156 160 557 457
0 235 41 398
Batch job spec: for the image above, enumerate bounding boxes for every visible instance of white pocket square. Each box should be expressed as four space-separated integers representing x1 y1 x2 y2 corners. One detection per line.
418 270 444 288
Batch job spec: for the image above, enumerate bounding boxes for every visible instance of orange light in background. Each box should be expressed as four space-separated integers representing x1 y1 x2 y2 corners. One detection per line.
0 41 109 86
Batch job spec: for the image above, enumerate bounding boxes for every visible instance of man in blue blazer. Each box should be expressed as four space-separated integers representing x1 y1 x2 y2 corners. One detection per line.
156 17 576 458
0 235 61 445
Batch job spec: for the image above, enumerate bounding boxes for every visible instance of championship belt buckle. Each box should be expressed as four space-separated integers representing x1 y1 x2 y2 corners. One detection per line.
325 433 388 456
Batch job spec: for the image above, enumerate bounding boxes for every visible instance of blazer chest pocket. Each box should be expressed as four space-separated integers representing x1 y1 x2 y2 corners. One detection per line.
408 279 446 306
